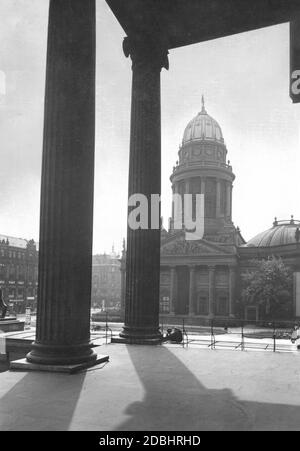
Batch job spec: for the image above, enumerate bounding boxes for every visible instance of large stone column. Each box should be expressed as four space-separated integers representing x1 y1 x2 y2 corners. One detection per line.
229 266 236 318
26 0 97 365
208 266 215 318
119 35 169 344
169 267 176 315
189 266 195 316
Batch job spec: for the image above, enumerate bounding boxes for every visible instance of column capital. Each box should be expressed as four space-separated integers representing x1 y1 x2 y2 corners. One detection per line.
123 35 169 71
208 265 216 272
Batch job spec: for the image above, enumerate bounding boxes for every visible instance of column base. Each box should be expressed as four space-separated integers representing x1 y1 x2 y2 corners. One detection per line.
26 341 98 366
113 326 163 345
10 353 109 374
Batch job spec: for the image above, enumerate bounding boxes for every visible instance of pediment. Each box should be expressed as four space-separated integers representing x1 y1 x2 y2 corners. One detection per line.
161 234 233 256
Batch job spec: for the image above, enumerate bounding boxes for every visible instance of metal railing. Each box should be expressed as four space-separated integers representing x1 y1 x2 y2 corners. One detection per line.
90 312 113 345
183 318 300 353
90 315 299 353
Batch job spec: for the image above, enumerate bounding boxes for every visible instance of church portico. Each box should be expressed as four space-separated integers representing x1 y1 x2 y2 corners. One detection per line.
160 261 237 320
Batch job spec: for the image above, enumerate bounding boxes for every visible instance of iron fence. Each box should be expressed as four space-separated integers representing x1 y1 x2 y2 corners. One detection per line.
90 314 300 353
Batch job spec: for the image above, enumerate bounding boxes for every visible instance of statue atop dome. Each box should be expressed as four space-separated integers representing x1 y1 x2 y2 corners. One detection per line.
201 94 207 114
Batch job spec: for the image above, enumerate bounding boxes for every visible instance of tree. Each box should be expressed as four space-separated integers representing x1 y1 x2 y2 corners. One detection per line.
241 257 293 320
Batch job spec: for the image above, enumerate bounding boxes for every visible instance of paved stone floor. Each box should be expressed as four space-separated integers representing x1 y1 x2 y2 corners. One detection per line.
1 344 300 431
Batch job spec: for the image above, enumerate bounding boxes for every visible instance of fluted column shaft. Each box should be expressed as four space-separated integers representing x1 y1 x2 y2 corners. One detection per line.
120 36 169 343
189 266 195 316
27 0 96 365
208 266 215 318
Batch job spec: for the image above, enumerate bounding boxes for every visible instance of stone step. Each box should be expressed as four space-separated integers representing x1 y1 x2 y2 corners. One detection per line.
0 319 25 333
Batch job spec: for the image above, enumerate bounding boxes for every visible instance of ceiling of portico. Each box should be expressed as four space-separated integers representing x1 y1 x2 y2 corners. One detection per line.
106 0 300 49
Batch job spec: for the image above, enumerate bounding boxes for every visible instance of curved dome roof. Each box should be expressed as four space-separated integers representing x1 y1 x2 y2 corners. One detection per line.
182 97 224 145
246 219 300 248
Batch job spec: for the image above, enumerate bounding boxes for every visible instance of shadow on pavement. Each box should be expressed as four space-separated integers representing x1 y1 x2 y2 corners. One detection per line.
0 370 86 431
115 345 300 431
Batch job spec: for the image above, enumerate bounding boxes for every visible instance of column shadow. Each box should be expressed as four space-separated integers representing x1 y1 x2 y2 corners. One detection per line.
114 345 251 431
0 371 86 431
115 346 300 431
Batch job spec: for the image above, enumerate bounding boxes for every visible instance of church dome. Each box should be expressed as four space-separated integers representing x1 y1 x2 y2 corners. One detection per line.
182 97 224 145
246 218 300 248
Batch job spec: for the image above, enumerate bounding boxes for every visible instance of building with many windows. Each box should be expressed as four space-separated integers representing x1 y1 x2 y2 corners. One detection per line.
0 235 122 315
0 235 38 313
91 248 121 310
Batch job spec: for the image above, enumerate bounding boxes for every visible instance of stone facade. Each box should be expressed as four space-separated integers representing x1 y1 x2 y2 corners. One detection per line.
158 100 243 320
92 250 121 310
0 236 122 315
0 235 38 313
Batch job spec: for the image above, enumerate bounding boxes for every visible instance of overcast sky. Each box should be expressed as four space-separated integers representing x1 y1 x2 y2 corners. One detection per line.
0 0 300 254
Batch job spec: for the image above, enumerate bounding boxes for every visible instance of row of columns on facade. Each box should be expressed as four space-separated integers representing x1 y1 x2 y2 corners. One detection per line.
173 178 232 219
169 265 236 317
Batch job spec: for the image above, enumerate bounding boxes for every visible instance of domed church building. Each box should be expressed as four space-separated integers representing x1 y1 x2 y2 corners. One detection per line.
159 98 300 322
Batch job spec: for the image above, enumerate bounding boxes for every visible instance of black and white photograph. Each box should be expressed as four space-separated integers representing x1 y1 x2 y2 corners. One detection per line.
1 0 300 434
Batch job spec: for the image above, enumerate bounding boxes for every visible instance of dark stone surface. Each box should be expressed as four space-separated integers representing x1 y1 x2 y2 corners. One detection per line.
120 37 168 344
26 0 99 366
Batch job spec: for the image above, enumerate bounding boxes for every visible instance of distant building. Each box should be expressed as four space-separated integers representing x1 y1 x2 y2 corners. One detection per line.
0 235 38 313
92 248 121 310
0 235 122 314
159 99 300 322
120 98 300 322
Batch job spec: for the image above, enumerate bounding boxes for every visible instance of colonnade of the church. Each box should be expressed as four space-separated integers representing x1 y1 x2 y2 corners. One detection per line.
172 177 232 219
162 264 236 318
